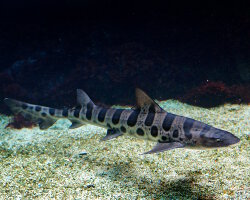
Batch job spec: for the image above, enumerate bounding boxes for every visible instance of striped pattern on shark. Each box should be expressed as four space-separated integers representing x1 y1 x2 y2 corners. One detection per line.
4 88 240 154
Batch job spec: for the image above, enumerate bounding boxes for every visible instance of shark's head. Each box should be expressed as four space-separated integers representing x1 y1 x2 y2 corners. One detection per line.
198 128 240 148
185 121 240 149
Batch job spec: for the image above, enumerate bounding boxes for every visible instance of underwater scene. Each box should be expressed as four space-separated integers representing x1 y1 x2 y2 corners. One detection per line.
0 1 249 199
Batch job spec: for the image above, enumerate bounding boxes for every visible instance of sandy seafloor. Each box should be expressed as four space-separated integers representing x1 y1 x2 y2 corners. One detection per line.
0 100 249 199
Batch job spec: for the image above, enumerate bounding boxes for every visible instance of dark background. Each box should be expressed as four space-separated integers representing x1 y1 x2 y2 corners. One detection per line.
0 0 249 113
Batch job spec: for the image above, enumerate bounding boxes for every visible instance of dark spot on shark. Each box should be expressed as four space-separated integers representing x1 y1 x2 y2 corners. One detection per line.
21 104 28 109
74 108 80 118
120 126 126 133
49 108 55 116
145 112 155 126
162 113 175 132
127 109 140 127
41 112 47 117
149 104 155 113
112 109 123 125
173 130 179 138
162 136 167 141
107 123 111 128
136 128 144 136
98 108 108 122
185 133 192 140
35 106 41 112
62 108 68 117
151 126 158 137
86 102 93 120
200 125 211 138
183 118 194 140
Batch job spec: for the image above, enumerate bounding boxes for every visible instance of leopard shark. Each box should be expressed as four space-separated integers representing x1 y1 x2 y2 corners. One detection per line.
4 88 240 154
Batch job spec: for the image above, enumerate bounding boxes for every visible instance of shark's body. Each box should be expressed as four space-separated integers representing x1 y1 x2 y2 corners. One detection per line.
4 89 240 154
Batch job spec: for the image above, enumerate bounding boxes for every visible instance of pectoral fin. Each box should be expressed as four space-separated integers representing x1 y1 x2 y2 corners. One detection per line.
100 129 123 141
142 142 185 155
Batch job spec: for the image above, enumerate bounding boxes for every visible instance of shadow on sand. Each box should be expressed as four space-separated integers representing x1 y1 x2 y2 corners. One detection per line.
104 162 216 199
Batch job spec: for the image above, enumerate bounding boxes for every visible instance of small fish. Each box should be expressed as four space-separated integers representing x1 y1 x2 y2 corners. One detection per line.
4 89 240 154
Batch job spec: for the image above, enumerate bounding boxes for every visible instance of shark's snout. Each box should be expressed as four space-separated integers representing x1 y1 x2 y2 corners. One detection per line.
201 129 240 148
219 130 240 146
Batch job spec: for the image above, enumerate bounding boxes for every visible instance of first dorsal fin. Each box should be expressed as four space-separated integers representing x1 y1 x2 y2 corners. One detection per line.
135 88 163 112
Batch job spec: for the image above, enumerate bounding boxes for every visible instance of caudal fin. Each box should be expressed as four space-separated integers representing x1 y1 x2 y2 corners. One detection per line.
4 98 57 130
4 89 95 130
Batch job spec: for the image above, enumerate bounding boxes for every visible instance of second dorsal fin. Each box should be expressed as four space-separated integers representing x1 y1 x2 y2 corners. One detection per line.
135 88 163 112
76 89 95 107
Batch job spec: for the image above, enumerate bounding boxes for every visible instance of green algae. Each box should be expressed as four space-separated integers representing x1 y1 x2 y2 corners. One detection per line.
0 101 249 199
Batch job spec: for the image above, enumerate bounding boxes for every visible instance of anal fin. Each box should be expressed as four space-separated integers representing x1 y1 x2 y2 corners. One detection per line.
100 129 123 141
142 142 185 155
69 119 85 129
38 118 57 130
